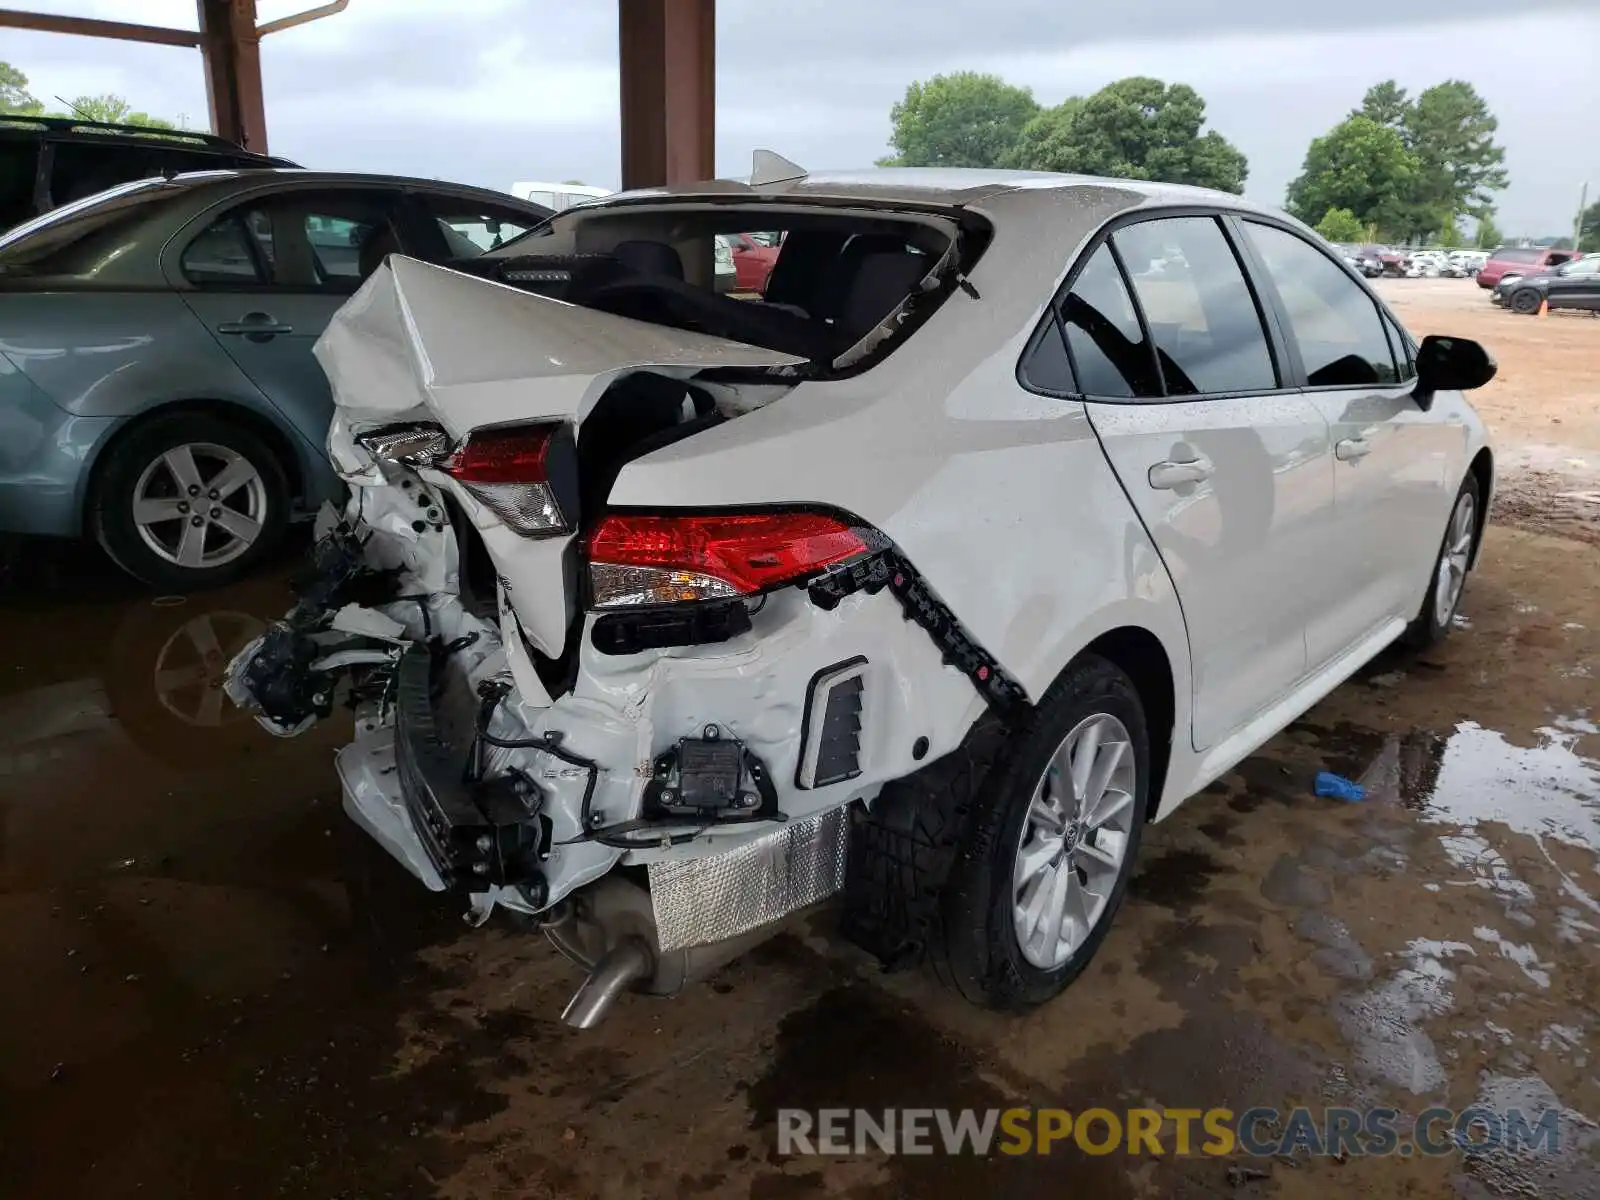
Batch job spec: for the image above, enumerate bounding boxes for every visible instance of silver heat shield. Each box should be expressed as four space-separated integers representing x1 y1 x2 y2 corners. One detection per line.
647 807 850 952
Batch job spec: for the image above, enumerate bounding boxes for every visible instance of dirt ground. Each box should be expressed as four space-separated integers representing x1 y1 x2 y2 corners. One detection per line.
1376 277 1600 546
0 277 1596 1199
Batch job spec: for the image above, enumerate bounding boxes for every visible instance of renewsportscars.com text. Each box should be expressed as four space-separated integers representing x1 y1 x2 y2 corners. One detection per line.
777 1106 1562 1158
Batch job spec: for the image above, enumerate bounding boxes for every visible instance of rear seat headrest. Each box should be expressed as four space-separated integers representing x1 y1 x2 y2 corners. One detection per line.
612 240 685 280
837 250 931 344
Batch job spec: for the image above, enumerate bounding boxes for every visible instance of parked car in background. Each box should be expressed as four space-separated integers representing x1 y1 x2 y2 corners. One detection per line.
1407 250 1447 277
0 114 294 232
1442 251 1488 278
1492 255 1600 313
712 233 737 292
227 166 1497 1028
1352 245 1388 277
509 181 611 213
1476 245 1581 290
0 170 551 590
728 231 782 291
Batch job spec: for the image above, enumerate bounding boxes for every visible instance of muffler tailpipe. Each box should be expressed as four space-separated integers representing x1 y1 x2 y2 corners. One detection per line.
560 937 653 1029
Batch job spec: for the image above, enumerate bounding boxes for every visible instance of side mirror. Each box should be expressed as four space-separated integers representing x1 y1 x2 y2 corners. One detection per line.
1414 334 1496 409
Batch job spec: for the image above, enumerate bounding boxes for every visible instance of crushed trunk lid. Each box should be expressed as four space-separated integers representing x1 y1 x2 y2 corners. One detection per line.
316 256 805 437
316 256 806 656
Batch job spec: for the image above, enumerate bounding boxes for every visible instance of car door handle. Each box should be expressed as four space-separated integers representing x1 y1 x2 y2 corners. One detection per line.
1335 437 1372 462
217 313 294 340
1147 454 1214 489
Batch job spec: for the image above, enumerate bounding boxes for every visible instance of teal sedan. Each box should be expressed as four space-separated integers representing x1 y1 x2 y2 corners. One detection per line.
0 170 549 590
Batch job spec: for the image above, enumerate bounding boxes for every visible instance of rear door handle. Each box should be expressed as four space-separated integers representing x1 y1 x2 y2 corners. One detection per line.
1335 437 1372 462
1148 454 1214 489
217 312 294 341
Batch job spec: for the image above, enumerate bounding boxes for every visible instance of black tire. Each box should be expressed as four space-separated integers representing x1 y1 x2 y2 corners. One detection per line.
1509 288 1543 315
846 655 1149 1011
1405 473 1482 650
92 411 290 592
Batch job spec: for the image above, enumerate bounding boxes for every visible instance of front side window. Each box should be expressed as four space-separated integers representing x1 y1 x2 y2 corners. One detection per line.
1243 221 1398 388
1562 257 1600 277
1113 217 1278 396
423 199 539 257
1056 244 1161 399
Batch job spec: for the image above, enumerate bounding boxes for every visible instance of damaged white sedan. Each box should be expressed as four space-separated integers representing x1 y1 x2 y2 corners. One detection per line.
228 161 1497 1026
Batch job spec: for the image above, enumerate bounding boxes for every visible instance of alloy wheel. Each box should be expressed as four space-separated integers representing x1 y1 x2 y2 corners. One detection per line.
1434 490 1476 629
132 443 268 570
1012 712 1138 970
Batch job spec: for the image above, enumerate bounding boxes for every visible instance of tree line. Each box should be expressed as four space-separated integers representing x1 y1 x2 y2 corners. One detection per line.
880 70 1594 251
2 61 173 129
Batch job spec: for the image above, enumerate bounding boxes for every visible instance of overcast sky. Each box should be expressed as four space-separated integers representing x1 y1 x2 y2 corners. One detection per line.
5 0 1596 234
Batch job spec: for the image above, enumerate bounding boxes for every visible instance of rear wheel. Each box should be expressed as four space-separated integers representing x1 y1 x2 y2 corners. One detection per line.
848 656 1149 1010
92 412 289 592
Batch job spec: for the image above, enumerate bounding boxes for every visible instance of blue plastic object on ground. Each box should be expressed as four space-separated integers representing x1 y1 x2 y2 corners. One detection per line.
1314 771 1366 802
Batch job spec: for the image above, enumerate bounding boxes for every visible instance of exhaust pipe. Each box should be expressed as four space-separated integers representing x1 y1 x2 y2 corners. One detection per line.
560 937 653 1029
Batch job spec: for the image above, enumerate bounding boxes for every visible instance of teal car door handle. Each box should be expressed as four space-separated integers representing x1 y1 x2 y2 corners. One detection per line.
217 312 294 342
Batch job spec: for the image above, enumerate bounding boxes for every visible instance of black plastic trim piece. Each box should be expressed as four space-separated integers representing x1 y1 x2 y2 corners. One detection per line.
805 546 1029 719
590 598 751 655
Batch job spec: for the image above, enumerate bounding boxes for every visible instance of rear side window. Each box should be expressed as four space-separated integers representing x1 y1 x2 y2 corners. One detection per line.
180 215 262 283
183 191 397 291
1113 217 1278 396
0 140 39 229
1057 244 1161 399
1494 247 1541 263
1243 222 1398 387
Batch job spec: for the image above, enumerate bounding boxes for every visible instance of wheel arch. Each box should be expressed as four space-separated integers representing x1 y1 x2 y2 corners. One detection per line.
1076 626 1176 824
1466 445 1493 569
82 398 308 528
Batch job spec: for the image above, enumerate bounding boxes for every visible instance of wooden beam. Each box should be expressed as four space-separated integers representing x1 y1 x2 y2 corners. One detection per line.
0 9 201 47
197 0 268 153
618 0 715 190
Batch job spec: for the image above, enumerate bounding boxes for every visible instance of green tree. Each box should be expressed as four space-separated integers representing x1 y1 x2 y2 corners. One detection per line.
1010 77 1246 192
1403 81 1507 231
1437 220 1463 249
881 72 1039 168
1001 97 1084 170
1314 207 1367 243
1358 80 1411 128
49 92 173 129
1 60 43 115
1350 78 1509 240
1285 115 1418 238
1579 201 1600 254
1475 212 1503 250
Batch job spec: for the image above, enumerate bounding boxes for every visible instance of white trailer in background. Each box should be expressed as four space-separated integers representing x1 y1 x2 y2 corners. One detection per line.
510 181 614 212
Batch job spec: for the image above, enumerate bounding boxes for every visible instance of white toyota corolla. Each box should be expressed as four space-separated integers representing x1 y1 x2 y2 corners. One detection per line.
228 160 1495 1026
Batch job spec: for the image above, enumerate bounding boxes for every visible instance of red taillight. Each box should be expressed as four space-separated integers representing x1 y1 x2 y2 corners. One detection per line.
444 425 554 483
441 424 569 536
586 512 870 608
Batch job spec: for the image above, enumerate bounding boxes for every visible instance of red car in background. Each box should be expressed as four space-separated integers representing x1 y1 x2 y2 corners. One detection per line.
1476 245 1582 289
729 231 782 292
